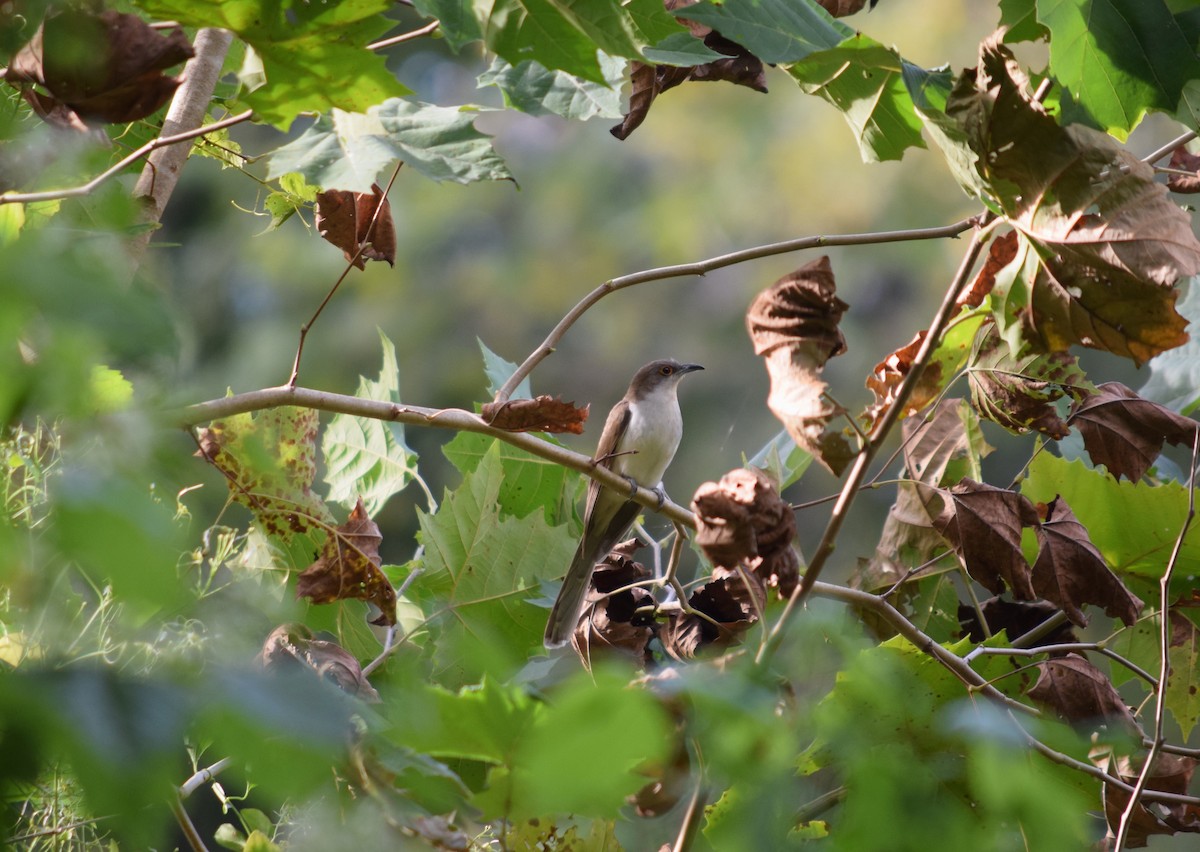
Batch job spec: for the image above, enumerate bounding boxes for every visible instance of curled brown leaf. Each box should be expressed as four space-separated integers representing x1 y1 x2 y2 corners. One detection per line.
747 256 854 475
296 498 397 626
1167 146 1200 195
934 478 1039 599
315 184 397 269
1026 653 1142 738
260 623 381 702
480 395 588 434
1067 382 1198 481
5 9 192 128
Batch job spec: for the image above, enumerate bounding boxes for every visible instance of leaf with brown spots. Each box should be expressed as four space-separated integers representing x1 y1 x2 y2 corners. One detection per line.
5 8 192 128
297 498 397 626
196 406 333 539
480 395 588 434
967 322 1089 438
315 183 396 269
933 478 1039 599
1032 496 1143 627
1067 382 1198 481
746 256 854 475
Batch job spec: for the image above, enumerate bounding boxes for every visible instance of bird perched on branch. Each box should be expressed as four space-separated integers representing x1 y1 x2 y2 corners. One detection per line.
544 359 703 648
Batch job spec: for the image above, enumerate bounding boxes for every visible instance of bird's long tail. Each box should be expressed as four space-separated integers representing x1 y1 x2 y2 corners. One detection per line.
544 542 598 648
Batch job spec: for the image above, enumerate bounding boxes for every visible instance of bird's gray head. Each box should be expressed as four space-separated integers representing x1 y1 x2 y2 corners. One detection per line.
627 359 704 400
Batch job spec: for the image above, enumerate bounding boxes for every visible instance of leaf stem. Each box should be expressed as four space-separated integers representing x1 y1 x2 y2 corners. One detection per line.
367 20 440 50
495 217 979 401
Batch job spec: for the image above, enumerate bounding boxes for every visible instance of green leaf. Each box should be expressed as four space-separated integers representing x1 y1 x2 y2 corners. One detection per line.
411 0 483 49
1110 615 1200 738
323 329 422 517
410 443 575 687
133 0 410 129
745 429 813 492
998 0 1048 42
267 99 513 192
479 338 531 399
788 35 925 162
1038 0 1200 138
1020 451 1200 596
642 31 727 66
478 55 625 120
902 62 990 200
442 432 575 524
86 365 133 414
674 0 852 63
395 677 538 764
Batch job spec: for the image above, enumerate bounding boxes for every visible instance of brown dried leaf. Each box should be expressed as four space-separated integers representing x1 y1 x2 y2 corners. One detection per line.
1167 147 1200 194
816 0 867 14
933 478 1039 599
967 322 1087 438
1067 382 1198 481
903 397 991 487
1032 496 1144 627
315 184 396 269
480 395 588 434
259 624 380 702
570 540 656 664
611 17 766 140
6 9 192 127
296 498 397 626
958 597 1078 647
962 231 1019 308
1103 753 1200 846
949 38 1200 363
747 256 854 475
1026 653 1142 737
691 468 798 596
660 569 764 660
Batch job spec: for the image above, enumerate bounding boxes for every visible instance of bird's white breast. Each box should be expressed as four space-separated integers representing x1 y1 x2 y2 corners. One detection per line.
613 390 683 487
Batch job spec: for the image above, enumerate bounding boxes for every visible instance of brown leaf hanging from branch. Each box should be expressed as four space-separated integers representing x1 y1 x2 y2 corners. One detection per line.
480 396 588 434
1067 382 1199 481
1167 147 1200 194
933 478 1039 599
967 322 1088 438
5 8 193 129
958 598 1078 647
315 184 397 269
946 37 1200 363
1031 496 1143 627
1026 653 1142 738
296 498 397 626
569 540 657 664
746 256 854 475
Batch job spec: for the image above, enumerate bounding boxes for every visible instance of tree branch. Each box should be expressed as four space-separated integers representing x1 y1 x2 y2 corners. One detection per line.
128 27 235 268
495 217 979 402
178 385 696 527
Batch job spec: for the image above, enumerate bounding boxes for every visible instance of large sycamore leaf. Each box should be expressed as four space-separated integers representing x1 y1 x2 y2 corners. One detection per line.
134 0 408 129
478 55 625 120
946 38 1200 363
1112 614 1200 739
1021 452 1200 597
267 99 513 192
409 442 575 688
418 0 684 81
323 330 422 517
1038 0 1200 138
933 479 1039 599
442 432 575 525
674 0 851 63
1066 382 1198 481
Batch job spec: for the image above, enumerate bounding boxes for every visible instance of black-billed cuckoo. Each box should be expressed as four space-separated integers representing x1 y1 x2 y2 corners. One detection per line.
544 359 703 648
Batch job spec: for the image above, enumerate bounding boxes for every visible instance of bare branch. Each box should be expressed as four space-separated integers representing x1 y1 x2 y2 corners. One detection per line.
1114 432 1200 850
367 20 440 50
177 385 696 527
0 109 251 206
129 27 236 267
495 217 979 401
179 757 233 799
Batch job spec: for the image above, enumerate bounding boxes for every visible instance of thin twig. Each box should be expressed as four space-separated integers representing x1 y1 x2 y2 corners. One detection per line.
967 644 1159 688
170 798 210 852
755 217 994 667
495 217 979 401
1114 432 1200 850
180 757 233 799
287 162 404 386
0 109 252 205
671 780 708 852
1143 131 1198 166
367 20 440 50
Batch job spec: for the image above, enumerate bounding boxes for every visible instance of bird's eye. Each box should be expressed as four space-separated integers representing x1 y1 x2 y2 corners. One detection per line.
660 365 673 376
